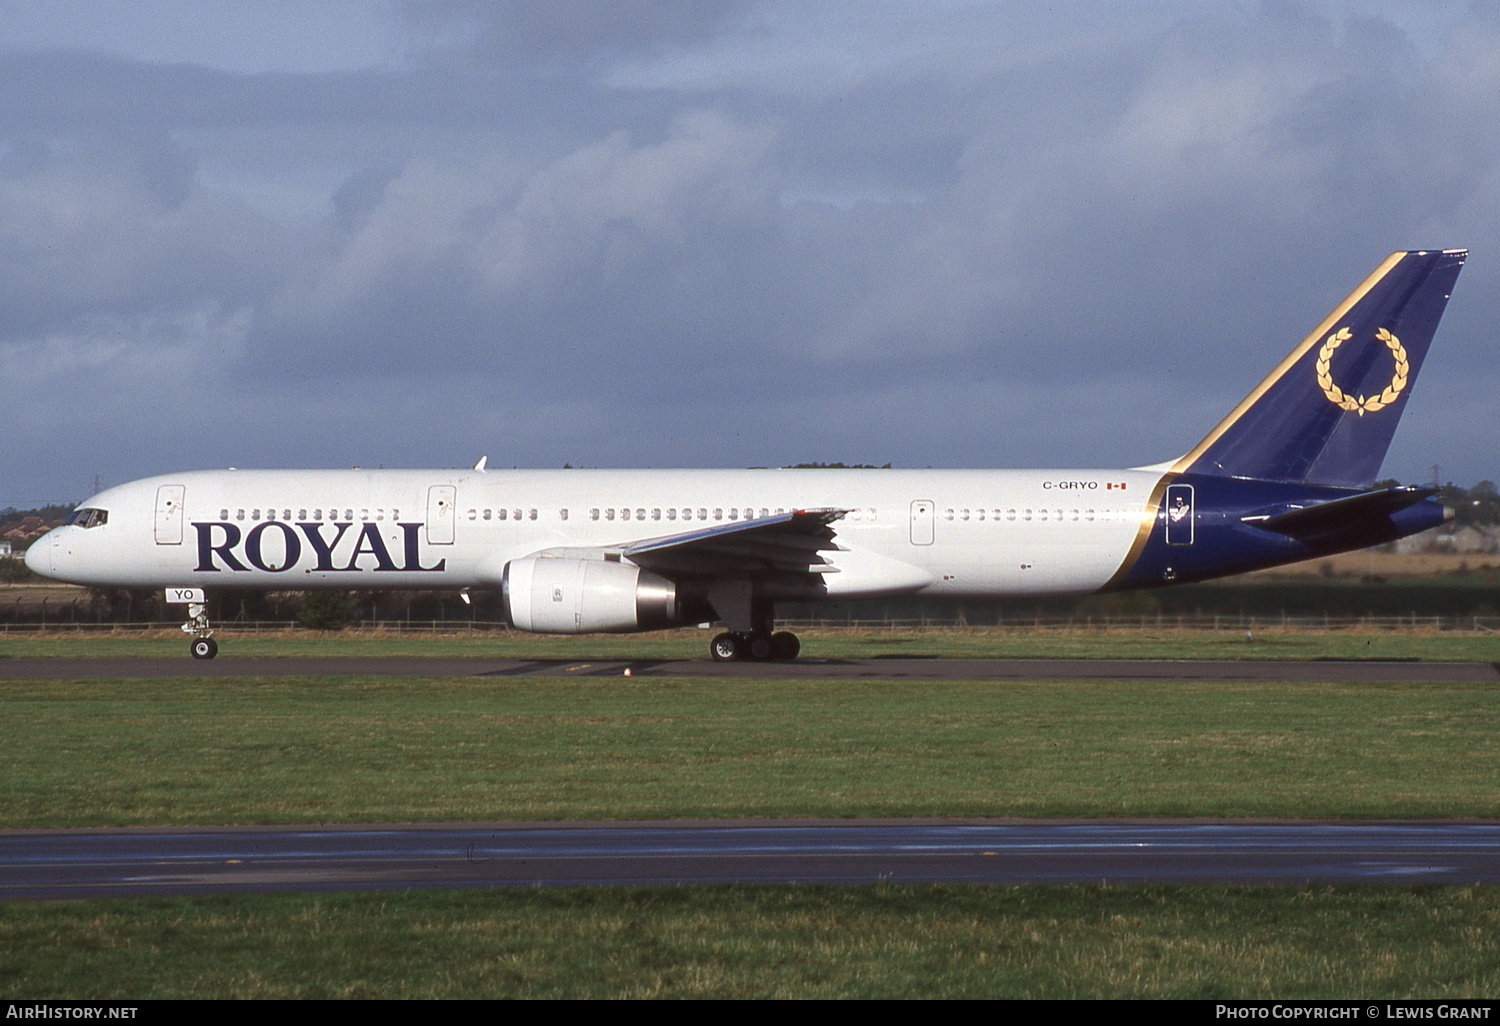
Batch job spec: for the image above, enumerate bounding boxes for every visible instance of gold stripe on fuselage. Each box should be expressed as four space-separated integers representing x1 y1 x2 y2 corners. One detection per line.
1098 473 1173 592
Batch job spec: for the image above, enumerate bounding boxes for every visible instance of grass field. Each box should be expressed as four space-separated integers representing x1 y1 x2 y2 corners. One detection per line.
3 624 1500 661
6 642 1498 998
4 885 1499 998
4 675 1499 826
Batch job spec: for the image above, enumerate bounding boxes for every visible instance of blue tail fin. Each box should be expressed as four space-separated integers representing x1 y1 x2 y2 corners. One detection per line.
1174 249 1466 487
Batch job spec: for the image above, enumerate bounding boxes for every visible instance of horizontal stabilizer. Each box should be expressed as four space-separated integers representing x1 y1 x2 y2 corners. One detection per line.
1241 485 1438 537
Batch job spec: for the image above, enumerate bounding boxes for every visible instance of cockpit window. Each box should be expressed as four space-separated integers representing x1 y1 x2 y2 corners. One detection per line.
70 508 108 529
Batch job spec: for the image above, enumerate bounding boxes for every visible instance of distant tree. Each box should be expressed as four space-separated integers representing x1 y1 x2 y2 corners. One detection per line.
298 591 358 630
1431 482 1500 529
1463 481 1500 528
0 559 36 583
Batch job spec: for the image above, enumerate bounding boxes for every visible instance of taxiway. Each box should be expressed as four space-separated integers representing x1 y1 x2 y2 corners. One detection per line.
5 820 1500 900
1 656 1496 681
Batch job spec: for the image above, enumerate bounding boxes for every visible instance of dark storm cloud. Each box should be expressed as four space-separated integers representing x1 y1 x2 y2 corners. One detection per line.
2 1 1497 508
401 0 749 68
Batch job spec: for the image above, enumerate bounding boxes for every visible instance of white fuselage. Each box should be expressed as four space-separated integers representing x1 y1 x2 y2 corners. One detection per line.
30 467 1166 599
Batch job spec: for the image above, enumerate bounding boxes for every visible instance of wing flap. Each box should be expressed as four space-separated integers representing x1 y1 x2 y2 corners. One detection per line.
530 508 849 580
624 508 845 577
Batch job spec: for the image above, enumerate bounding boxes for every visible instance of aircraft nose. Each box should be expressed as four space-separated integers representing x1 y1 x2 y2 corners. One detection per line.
24 533 54 577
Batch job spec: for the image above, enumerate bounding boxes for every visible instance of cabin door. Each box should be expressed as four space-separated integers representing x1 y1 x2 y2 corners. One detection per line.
154 485 185 545
910 499 935 546
1165 484 1195 546
427 485 456 545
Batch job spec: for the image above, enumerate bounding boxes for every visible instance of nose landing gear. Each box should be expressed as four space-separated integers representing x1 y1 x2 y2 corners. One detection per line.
165 590 218 660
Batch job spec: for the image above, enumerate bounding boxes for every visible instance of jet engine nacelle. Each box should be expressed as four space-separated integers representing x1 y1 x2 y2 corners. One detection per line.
502 556 680 633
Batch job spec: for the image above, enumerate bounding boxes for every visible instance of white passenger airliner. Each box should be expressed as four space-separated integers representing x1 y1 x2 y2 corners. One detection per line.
27 249 1467 660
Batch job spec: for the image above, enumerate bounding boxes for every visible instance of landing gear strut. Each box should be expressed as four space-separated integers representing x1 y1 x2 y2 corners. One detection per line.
182 601 217 660
704 582 801 661
709 630 800 662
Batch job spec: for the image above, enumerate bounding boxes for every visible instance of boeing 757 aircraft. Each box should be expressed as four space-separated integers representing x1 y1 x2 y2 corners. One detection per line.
26 249 1467 660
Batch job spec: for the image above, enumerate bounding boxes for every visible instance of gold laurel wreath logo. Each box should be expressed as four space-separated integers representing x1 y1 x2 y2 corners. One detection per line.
1314 326 1408 416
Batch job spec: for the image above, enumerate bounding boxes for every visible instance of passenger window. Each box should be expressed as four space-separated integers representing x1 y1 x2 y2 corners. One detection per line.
590 508 600 520
666 509 676 521
728 508 739 521
560 509 569 521
252 509 261 521
219 509 229 521
528 509 537 520
298 509 307 521
651 509 660 520
606 509 615 520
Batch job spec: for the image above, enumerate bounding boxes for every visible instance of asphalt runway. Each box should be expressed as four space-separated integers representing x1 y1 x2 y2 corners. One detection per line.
6 821 1500 900
6 655 1496 900
2 655 1497 681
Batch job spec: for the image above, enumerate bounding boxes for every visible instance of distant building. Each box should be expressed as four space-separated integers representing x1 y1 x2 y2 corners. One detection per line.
1395 524 1499 554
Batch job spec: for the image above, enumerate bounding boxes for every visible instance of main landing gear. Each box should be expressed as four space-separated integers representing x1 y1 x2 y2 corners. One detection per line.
182 601 217 660
709 630 800 662
703 584 801 661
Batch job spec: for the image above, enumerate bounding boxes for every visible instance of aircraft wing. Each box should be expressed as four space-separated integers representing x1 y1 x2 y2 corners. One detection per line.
537 509 848 578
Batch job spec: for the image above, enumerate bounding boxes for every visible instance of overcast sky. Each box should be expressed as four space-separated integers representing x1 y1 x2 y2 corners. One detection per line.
2 0 1496 508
